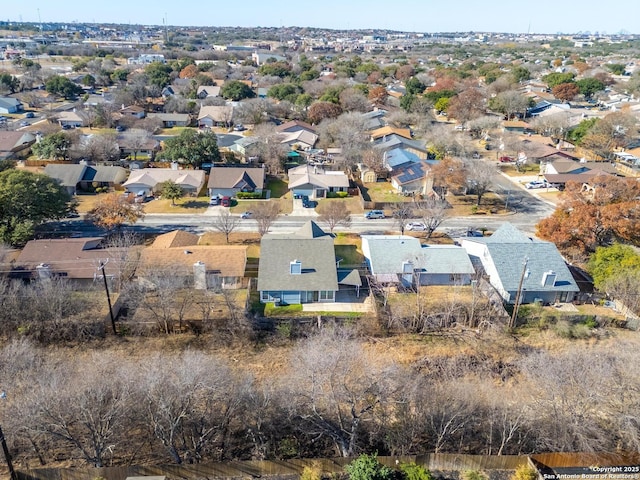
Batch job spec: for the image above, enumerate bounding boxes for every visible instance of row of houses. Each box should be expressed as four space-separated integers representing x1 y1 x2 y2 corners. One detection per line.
6 222 579 308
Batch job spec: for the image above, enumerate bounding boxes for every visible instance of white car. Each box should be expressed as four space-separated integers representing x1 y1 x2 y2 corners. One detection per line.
525 180 547 189
406 222 427 231
240 211 252 219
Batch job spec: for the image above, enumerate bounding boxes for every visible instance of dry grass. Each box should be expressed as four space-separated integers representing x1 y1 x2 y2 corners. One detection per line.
142 196 210 213
317 196 364 214
74 193 111 212
199 231 261 257
230 197 293 214
446 192 510 216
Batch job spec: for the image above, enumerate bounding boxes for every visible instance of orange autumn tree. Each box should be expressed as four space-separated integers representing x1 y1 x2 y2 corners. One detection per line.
88 193 145 231
536 174 640 261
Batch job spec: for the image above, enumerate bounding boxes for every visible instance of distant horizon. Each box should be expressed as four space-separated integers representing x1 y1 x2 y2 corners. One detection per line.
2 0 640 36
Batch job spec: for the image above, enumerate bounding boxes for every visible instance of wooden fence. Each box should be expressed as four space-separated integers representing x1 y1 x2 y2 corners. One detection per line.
15 454 530 480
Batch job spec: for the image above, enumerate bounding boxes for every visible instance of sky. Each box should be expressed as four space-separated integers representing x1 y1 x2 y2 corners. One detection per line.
3 0 640 35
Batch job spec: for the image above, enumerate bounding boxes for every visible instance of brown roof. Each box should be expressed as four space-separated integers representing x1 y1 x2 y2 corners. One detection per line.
13 238 122 280
0 131 36 159
151 230 200 249
276 120 316 133
138 244 247 277
544 171 611 184
207 166 266 190
370 126 412 140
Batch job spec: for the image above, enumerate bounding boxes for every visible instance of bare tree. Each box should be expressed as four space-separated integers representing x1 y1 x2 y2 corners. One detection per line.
415 197 448 238
211 209 240 243
250 124 289 174
120 129 152 161
253 202 281 237
317 201 351 233
392 203 415 235
83 133 120 163
464 158 496 206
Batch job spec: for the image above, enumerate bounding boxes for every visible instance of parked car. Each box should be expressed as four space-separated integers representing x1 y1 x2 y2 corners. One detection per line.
115 125 125 132
220 196 231 207
406 222 427 231
19 120 29 127
25 112 35 118
209 196 220 206
525 180 547 189
301 195 311 207
365 210 385 219
499 156 514 163
240 211 251 219
233 124 246 131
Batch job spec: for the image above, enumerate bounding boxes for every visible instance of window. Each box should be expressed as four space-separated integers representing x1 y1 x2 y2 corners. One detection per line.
290 260 302 275
319 290 334 300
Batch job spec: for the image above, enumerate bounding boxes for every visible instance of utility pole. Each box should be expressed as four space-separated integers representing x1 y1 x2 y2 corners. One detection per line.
100 261 117 335
0 424 17 480
509 257 529 330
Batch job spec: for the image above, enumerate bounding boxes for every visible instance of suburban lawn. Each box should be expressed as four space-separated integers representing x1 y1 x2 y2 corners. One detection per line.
316 196 364 215
230 197 293 215
334 233 365 265
142 196 210 213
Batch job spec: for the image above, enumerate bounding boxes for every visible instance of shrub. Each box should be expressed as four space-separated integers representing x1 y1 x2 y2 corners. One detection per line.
301 462 323 480
400 463 432 480
345 453 394 480
236 192 262 199
511 465 538 480
337 191 349 198
462 471 488 480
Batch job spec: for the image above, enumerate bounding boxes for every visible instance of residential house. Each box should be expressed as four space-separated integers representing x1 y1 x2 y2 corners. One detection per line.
119 105 146 119
374 134 429 159
361 109 387 130
11 237 122 288
198 105 234 128
44 164 128 195
0 131 36 161
123 168 206 197
541 158 615 188
196 86 221 99
370 126 412 142
275 120 319 150
362 235 475 287
146 113 191 128
383 148 422 171
258 221 340 304
389 161 435 195
208 166 266 197
276 120 316 135
0 97 23 114
116 130 161 160
137 230 247 290
287 164 349 199
251 52 286 66
57 111 85 128
460 223 579 305
229 136 260 160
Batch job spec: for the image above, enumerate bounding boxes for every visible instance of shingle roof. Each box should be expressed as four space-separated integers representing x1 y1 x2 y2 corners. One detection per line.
257 221 338 292
138 244 247 277
463 223 579 293
44 164 86 187
207 166 265 190
13 238 122 279
151 230 200 249
362 235 474 276
124 168 206 191
287 164 349 189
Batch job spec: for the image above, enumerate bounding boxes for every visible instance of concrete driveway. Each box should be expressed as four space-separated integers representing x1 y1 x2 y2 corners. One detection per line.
291 198 319 216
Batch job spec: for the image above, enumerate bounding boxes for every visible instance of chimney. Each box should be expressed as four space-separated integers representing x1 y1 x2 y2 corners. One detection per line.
193 261 207 290
36 263 52 282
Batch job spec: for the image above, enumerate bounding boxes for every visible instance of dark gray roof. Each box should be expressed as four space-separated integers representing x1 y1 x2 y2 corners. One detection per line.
465 223 579 293
258 222 338 292
44 164 86 187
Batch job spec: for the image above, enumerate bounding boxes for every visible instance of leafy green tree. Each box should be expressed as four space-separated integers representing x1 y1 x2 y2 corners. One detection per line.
299 69 319 81
345 453 394 480
606 64 626 75
434 96 450 113
159 129 220 168
268 83 300 101
405 77 426 95
576 77 606 99
0 73 19 93
31 132 72 160
588 244 640 289
566 118 598 144
160 180 185 206
81 74 96 87
511 65 531 83
542 72 576 88
258 61 292 77
144 62 173 88
110 69 129 83
220 80 255 101
319 86 344 104
0 169 71 246
45 75 84 98
425 89 456 103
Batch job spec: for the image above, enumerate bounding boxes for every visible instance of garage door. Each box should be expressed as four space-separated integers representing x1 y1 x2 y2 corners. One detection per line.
281 291 301 305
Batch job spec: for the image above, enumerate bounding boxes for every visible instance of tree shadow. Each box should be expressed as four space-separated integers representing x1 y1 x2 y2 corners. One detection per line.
180 200 210 209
